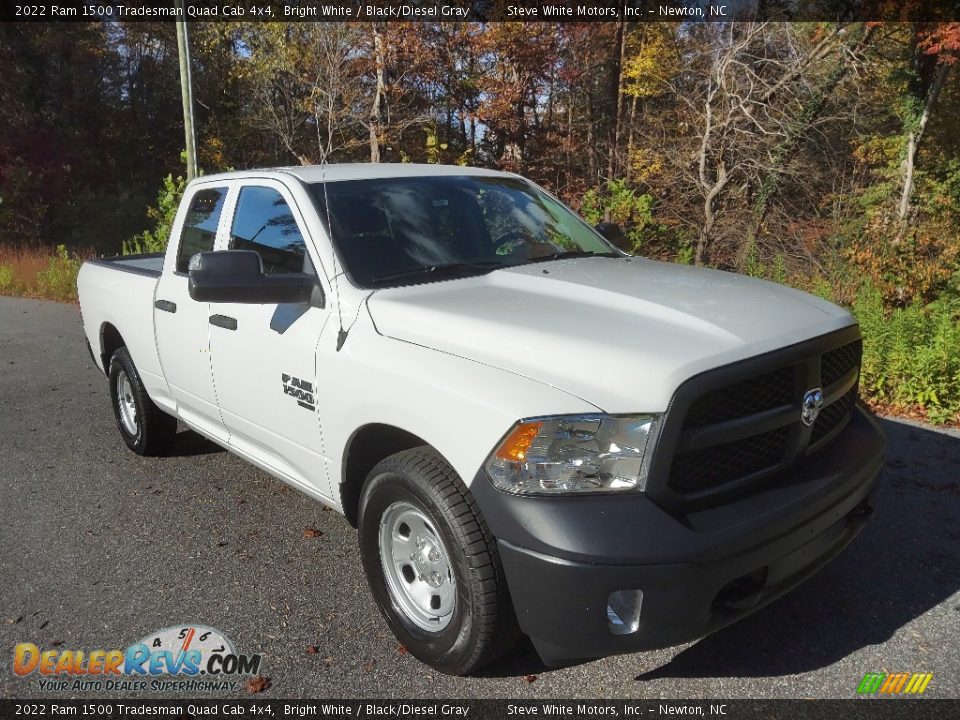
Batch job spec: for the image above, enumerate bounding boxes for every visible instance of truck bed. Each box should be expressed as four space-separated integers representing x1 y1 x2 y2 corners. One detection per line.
86 253 165 278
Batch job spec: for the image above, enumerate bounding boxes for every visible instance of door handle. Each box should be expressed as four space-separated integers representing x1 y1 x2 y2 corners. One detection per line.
154 299 177 313
209 314 238 331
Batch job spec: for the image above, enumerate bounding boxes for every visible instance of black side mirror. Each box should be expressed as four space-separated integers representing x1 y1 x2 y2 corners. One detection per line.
594 222 631 253
188 250 316 305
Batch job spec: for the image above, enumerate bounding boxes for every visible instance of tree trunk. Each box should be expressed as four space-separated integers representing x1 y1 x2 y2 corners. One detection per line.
695 83 726 266
897 63 949 229
369 24 386 163
587 102 596 186
607 19 626 182
697 181 724 266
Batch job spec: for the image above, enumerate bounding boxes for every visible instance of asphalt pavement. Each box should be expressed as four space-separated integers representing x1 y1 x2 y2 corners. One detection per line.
1 295 958 699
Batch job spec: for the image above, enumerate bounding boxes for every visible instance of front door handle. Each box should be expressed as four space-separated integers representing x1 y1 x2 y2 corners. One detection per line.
154 299 177 313
209 314 238 331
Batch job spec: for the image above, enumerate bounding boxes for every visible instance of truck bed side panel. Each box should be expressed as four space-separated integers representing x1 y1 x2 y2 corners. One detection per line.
77 258 173 412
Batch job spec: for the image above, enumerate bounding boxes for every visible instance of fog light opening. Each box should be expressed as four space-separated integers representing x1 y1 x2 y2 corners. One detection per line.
606 589 643 636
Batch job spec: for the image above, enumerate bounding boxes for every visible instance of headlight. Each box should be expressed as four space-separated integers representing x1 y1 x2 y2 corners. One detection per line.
484 414 661 495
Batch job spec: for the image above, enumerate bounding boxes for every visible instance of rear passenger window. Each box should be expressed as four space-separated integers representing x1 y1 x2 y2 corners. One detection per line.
176 187 228 273
230 186 307 274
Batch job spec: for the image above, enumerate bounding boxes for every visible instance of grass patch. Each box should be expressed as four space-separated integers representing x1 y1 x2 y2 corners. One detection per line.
0 244 88 302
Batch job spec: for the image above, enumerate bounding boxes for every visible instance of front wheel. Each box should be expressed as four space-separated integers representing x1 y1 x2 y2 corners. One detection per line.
358 447 519 675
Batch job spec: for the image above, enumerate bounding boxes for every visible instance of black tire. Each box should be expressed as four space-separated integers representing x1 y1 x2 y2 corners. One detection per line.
108 347 177 456
358 446 520 675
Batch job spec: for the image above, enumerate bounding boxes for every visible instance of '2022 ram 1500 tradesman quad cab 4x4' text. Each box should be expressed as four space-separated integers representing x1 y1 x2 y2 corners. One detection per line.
78 164 885 675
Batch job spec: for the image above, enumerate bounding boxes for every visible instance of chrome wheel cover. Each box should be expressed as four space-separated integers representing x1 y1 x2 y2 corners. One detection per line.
116 369 139 437
378 501 456 631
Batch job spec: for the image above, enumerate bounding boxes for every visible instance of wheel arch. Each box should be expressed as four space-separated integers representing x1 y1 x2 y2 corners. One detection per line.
341 423 441 527
99 322 126 373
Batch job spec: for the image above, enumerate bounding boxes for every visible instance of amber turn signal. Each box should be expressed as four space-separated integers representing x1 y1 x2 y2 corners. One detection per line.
494 421 543 461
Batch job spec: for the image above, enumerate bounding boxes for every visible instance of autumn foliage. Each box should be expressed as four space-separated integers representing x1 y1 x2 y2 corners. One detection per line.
1 20 958 421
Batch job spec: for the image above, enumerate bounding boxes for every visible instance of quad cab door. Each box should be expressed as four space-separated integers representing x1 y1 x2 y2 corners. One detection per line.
154 182 232 443
206 179 334 500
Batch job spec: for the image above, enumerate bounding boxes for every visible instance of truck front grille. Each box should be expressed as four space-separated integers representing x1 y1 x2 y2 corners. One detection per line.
654 330 862 509
810 386 857 446
821 339 862 388
684 366 794 428
668 427 789 495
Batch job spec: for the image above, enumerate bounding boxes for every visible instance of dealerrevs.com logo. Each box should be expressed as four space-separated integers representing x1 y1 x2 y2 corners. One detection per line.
857 672 934 696
13 625 263 692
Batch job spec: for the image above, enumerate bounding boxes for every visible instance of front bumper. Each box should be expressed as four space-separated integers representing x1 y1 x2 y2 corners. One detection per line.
470 405 885 665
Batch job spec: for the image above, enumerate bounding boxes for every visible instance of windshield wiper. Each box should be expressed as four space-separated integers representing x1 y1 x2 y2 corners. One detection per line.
369 261 501 286
520 250 621 265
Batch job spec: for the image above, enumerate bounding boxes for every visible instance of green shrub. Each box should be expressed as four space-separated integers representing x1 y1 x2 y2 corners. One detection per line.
35 244 81 302
123 174 186 256
581 179 656 254
674 242 694 265
771 254 787 285
853 283 960 423
741 247 788 284
0 265 14 294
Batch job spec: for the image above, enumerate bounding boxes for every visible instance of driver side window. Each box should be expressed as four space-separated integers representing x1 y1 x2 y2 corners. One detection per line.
176 187 228 273
229 186 307 274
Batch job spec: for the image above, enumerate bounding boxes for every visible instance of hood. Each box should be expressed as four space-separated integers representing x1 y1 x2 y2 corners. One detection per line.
366 257 854 413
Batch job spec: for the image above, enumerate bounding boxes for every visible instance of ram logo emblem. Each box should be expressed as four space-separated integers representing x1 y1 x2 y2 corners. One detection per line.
801 388 824 427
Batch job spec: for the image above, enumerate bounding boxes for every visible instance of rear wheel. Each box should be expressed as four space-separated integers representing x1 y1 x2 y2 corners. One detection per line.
108 347 177 456
358 446 519 675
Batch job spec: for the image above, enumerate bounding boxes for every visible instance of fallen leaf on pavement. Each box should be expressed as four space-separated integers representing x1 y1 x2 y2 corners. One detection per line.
245 676 271 694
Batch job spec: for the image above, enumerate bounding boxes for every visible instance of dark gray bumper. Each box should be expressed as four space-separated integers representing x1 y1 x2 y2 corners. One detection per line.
470 405 885 665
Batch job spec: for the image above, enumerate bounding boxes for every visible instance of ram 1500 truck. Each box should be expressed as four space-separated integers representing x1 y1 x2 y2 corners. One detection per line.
78 164 884 675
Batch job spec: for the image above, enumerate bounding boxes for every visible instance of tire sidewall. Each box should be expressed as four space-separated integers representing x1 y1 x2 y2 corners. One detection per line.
109 349 146 453
359 470 477 671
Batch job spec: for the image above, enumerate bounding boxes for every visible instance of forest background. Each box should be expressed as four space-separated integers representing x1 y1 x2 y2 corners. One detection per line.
1 20 959 422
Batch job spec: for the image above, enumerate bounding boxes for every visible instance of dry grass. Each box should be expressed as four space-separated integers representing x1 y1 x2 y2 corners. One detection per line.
0 246 50 285
0 244 93 302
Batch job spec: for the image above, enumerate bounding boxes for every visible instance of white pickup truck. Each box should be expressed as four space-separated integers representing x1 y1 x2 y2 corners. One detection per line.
78 164 884 675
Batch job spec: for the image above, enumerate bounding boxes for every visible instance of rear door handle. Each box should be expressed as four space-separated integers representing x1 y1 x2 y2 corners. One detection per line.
154 299 177 313
209 314 238 331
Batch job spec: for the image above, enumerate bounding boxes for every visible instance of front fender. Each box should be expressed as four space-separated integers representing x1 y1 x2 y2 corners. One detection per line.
317 314 599 508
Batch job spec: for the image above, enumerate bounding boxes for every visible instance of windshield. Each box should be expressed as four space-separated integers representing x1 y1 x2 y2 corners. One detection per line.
311 175 620 288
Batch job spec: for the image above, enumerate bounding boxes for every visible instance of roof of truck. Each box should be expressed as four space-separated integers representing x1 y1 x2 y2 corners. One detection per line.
197 164 513 185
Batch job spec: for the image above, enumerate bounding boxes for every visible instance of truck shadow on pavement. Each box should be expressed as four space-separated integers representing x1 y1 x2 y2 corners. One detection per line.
635 417 960 681
166 428 227 457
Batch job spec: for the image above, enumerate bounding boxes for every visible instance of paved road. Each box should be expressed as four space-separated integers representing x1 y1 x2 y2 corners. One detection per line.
1 296 958 700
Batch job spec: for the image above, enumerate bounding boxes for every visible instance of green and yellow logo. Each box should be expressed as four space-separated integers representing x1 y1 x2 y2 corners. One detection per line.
857 672 933 695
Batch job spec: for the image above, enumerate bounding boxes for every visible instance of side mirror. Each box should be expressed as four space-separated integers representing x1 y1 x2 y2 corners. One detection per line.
188 250 316 305
594 222 631 253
